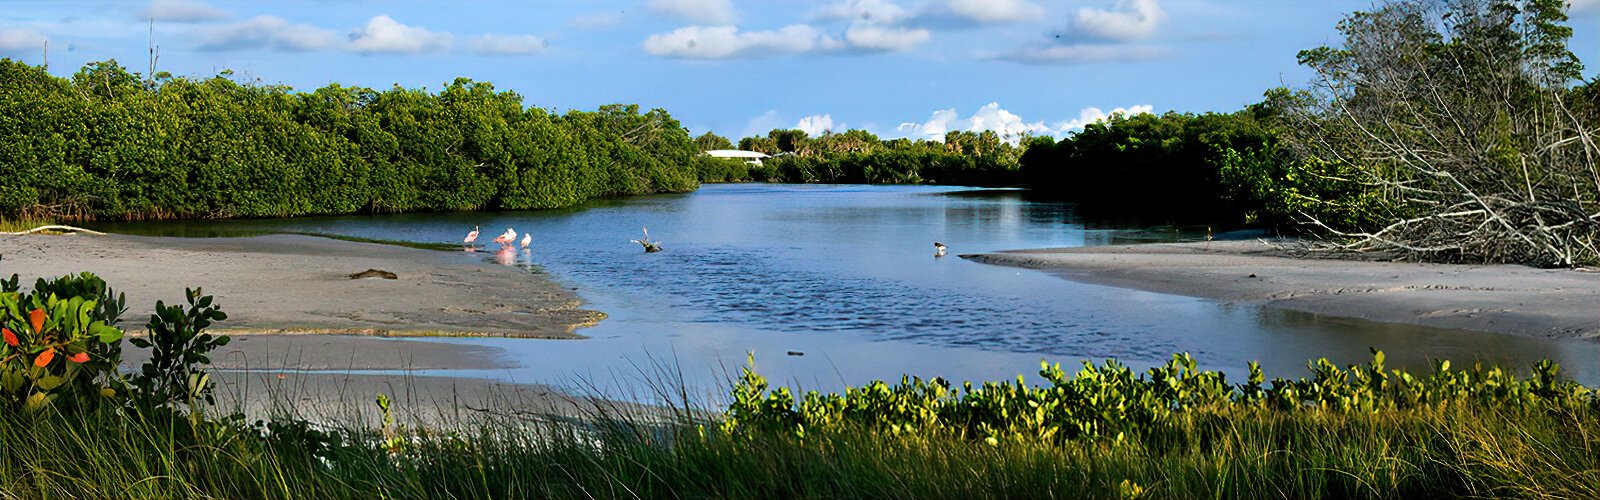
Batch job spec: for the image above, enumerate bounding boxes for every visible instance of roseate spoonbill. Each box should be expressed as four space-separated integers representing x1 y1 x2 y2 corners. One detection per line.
492 228 517 246
463 226 480 246
520 233 532 249
933 242 947 257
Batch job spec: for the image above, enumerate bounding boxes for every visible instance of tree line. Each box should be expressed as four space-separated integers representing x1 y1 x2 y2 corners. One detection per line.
0 59 700 221
691 128 1025 186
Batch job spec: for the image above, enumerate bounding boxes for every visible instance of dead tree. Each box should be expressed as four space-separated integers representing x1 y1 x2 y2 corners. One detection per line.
1275 0 1599 267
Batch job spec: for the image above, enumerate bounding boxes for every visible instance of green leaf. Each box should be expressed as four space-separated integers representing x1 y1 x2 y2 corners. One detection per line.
93 323 123 343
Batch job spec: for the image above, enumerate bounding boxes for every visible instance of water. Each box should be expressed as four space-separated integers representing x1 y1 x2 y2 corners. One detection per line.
92 184 1600 393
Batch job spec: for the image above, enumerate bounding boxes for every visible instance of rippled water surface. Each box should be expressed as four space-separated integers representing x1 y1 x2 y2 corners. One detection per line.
94 184 1600 390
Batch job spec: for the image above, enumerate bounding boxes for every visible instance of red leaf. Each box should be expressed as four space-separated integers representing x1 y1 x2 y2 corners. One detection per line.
2 328 15 347
34 348 54 367
67 352 89 364
28 309 45 334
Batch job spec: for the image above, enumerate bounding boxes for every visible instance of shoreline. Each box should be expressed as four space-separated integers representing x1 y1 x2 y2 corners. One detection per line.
0 233 604 339
963 240 1599 340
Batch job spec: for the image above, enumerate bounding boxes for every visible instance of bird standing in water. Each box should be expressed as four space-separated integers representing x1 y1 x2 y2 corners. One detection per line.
492 228 517 247
520 233 532 249
934 242 948 257
463 226 480 247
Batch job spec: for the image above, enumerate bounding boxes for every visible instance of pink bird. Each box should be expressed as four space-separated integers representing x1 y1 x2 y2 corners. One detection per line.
519 233 532 249
492 228 517 246
463 226 480 246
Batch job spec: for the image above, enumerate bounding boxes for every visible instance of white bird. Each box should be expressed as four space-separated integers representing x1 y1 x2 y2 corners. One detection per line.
519 233 532 249
933 242 948 257
463 226 480 246
492 228 517 246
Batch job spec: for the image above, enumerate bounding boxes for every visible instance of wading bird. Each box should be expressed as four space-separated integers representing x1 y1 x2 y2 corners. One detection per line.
493 228 517 247
463 226 480 247
934 242 948 258
631 227 663 253
520 233 532 249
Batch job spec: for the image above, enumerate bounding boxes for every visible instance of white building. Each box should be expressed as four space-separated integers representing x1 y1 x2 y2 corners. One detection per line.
703 149 771 166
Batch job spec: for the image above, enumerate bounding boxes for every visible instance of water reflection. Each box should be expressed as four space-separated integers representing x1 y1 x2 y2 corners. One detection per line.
87 184 1600 388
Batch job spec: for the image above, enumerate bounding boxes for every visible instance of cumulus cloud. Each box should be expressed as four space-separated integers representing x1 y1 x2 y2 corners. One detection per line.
1069 0 1165 41
945 0 1045 24
643 25 826 59
0 29 49 54
896 102 1153 142
1000 43 1168 64
844 25 929 51
812 0 911 25
348 15 451 54
796 114 839 136
472 34 548 55
649 0 735 25
198 15 336 52
1051 105 1156 131
140 0 229 23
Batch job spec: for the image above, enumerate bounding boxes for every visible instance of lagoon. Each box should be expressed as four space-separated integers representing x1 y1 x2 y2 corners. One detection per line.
92 184 1600 393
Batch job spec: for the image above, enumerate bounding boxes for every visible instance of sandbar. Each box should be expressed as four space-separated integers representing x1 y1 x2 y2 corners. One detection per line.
964 240 1598 340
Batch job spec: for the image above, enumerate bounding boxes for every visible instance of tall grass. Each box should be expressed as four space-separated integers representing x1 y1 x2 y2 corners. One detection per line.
1 367 1596 499
0 217 52 233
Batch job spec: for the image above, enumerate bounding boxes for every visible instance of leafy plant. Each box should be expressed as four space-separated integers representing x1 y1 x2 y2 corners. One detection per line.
128 287 230 408
0 272 126 411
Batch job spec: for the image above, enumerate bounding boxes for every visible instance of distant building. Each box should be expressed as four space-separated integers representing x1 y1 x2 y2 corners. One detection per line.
703 149 771 166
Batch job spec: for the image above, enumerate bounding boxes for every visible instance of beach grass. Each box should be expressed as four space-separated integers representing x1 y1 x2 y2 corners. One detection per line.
2 362 1597 499
0 217 53 233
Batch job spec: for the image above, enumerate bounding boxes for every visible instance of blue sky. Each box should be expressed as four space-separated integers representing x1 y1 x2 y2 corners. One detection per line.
1 0 1595 140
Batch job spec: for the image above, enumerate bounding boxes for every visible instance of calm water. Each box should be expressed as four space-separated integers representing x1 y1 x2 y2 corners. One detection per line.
93 184 1600 392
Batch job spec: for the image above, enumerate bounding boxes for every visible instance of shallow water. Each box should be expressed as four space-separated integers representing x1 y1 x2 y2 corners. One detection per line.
93 184 1600 392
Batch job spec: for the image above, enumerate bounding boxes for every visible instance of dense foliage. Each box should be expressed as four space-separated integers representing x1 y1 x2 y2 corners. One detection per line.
0 60 699 221
3 349 1597 499
695 129 1025 185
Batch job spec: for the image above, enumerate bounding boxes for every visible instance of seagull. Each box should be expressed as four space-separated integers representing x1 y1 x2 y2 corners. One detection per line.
492 228 517 247
463 226 480 246
933 242 948 257
519 233 532 249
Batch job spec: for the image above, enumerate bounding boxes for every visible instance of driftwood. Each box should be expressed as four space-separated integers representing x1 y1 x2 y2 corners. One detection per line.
0 225 107 236
349 269 399 280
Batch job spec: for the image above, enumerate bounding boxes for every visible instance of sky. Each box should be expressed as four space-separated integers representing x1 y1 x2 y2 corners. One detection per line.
1 0 1596 141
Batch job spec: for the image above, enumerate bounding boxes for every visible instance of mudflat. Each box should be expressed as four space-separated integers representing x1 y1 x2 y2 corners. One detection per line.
0 233 604 338
964 240 1599 340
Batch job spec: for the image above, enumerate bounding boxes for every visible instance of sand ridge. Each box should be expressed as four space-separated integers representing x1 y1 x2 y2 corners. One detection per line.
964 240 1599 340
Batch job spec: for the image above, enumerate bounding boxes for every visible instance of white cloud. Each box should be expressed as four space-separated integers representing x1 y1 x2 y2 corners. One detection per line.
141 0 229 23
643 25 824 59
1572 0 1598 13
199 16 336 52
796 114 839 136
1051 105 1156 132
347 15 451 54
1000 43 1167 64
1070 0 1165 41
472 34 548 55
570 11 627 29
844 25 929 51
813 0 911 25
896 102 1154 142
648 0 736 25
945 0 1045 24
0 29 49 54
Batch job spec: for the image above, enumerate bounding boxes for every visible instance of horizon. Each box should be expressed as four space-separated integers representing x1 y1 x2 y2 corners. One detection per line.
2 0 1596 141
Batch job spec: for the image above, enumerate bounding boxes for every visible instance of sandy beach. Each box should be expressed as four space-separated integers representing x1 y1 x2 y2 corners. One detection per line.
964 240 1599 340
1 233 609 419
0 233 603 338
